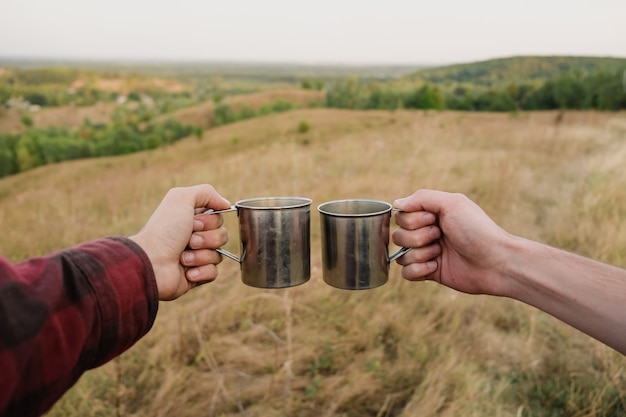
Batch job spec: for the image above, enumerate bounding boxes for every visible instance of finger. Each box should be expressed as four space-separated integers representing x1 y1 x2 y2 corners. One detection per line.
181 249 223 267
392 225 441 249
193 212 224 231
395 243 441 265
394 211 437 230
401 260 438 281
189 227 228 250
186 264 219 283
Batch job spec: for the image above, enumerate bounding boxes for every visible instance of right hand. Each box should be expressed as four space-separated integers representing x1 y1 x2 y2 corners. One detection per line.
392 189 513 297
130 184 231 301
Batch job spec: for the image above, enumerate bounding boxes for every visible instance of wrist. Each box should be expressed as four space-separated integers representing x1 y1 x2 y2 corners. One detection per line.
129 233 166 299
489 232 530 299
500 235 561 303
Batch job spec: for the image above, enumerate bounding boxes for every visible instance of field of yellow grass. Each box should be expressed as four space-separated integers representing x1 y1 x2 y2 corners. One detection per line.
0 107 625 416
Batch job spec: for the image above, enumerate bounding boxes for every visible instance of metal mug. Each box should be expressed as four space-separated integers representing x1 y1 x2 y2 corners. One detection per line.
317 199 411 290
206 197 312 289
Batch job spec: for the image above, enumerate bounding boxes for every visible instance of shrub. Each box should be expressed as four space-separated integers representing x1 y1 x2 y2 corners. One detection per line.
213 104 235 126
297 120 310 134
20 115 34 127
271 100 293 112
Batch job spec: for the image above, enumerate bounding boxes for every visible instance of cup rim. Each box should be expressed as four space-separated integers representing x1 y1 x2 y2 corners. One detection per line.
236 196 312 210
317 199 392 217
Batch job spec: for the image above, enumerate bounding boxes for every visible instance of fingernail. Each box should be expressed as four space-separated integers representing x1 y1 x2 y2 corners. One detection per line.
187 268 199 278
183 252 194 264
393 197 407 207
194 220 204 230
190 234 203 247
426 260 438 271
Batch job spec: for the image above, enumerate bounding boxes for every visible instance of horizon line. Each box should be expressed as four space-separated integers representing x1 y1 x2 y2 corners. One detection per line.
1 53 625 69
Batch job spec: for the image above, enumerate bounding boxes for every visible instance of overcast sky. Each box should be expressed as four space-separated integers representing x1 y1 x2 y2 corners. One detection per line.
1 0 624 65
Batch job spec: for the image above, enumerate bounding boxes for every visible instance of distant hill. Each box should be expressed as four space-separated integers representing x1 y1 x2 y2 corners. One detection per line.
403 56 626 87
0 58 426 81
326 56 626 112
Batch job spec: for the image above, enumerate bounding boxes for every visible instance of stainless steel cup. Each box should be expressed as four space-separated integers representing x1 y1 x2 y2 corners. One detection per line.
317 199 410 290
207 197 312 288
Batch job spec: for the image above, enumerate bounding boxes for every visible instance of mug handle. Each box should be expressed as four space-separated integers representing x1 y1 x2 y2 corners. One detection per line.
388 246 411 263
388 208 411 263
202 206 241 262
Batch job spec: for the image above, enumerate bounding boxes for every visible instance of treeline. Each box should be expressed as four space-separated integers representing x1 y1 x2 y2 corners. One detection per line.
213 99 303 126
408 56 626 87
0 115 200 178
327 70 626 112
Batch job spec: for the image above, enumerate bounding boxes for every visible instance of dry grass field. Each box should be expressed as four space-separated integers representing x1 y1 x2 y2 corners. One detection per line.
1 107 625 416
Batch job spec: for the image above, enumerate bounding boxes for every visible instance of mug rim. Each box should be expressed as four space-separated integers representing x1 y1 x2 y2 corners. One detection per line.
317 199 392 217
236 196 312 210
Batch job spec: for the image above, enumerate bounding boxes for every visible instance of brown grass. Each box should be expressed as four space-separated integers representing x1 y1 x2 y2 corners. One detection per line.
91 77 186 94
0 102 117 133
1 108 625 416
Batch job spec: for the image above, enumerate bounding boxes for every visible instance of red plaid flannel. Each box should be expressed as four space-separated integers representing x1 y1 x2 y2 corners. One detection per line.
0 237 159 417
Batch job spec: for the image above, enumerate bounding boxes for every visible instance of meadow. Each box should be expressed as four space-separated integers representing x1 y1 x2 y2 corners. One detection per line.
1 103 625 416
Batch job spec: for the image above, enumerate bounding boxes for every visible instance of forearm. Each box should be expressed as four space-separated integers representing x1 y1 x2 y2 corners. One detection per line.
504 235 626 354
0 237 159 416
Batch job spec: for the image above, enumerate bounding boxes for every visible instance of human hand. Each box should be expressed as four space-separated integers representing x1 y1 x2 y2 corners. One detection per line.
130 184 231 301
392 189 513 296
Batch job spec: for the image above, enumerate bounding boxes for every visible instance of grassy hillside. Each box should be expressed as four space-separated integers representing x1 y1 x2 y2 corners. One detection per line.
1 107 625 416
405 55 626 87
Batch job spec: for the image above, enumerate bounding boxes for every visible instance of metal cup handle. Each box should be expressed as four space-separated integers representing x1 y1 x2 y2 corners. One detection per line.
202 206 242 263
388 246 411 263
388 207 411 263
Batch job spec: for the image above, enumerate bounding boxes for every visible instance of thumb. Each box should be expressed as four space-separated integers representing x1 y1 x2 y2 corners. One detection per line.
394 189 449 213
191 184 231 210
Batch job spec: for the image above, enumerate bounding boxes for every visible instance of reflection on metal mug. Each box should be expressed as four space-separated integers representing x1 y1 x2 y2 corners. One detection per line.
206 197 312 289
317 199 410 290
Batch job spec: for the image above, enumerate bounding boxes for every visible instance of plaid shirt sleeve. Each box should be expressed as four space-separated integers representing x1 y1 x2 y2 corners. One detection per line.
0 236 159 417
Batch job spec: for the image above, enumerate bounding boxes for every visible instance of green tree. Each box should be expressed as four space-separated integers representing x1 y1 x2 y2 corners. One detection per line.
23 92 48 106
0 133 19 177
213 104 234 126
406 85 445 110
552 73 586 109
326 77 370 109
586 71 626 110
15 135 42 171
